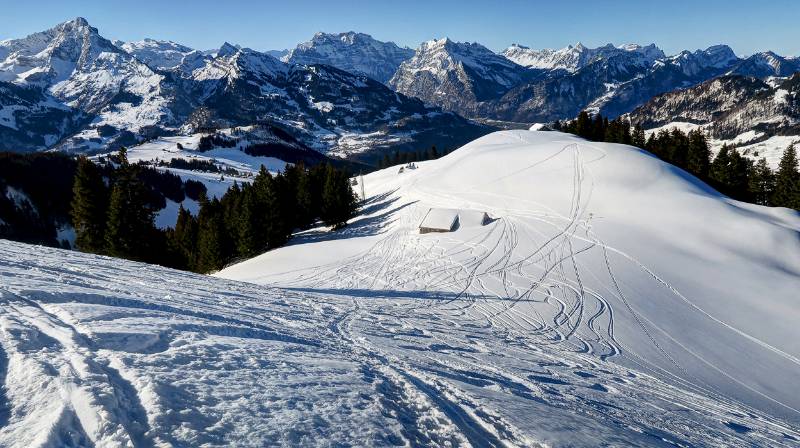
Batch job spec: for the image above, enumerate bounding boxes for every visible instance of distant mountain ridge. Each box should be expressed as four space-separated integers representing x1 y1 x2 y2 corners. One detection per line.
501 42 665 72
0 18 488 162
1 18 798 163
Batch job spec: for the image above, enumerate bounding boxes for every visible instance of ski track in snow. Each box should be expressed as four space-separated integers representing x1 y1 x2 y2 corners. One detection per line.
2 131 800 446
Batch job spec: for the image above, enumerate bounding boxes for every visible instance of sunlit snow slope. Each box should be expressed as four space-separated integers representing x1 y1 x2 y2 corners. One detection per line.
1 130 799 447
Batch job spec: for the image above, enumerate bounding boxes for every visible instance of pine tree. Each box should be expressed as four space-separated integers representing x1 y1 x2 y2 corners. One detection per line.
165 205 197 270
632 124 646 148
265 172 294 248
321 165 358 229
590 114 603 141
575 111 592 139
195 197 223 272
749 158 775 206
105 158 156 261
70 156 108 253
710 145 732 186
772 144 800 209
295 168 314 229
668 128 689 169
687 130 711 178
236 187 257 257
727 150 752 201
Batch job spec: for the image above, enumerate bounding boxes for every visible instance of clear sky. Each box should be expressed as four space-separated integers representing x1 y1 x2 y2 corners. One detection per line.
1 0 798 56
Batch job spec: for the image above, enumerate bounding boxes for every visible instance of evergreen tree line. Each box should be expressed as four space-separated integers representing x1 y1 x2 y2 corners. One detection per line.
0 151 202 248
377 145 450 169
71 149 359 273
555 112 800 209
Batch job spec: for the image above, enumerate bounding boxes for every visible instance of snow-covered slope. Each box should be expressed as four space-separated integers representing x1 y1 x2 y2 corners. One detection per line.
2 130 800 446
283 32 414 83
221 130 800 437
118 38 210 74
221 130 800 444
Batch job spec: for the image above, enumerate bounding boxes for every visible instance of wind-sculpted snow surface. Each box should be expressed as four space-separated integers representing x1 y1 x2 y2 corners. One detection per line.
2 131 800 446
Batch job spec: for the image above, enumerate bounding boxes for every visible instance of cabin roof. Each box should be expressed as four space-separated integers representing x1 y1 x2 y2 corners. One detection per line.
419 208 459 231
419 208 489 231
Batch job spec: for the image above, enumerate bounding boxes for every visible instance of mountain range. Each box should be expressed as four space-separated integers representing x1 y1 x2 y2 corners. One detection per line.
1 17 799 164
0 18 486 162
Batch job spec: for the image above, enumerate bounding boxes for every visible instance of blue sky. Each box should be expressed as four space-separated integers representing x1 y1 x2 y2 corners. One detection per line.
1 0 798 56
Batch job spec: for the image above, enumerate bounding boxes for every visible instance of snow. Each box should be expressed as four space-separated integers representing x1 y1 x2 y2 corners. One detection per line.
55 223 76 246
0 105 23 130
643 121 704 136
419 208 459 231
154 198 200 230
729 135 800 168
2 130 800 446
774 88 790 105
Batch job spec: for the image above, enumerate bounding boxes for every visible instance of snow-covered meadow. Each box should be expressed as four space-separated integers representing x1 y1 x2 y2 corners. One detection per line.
1 130 799 446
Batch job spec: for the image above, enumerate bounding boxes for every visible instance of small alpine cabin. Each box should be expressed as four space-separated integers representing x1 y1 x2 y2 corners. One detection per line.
419 208 490 234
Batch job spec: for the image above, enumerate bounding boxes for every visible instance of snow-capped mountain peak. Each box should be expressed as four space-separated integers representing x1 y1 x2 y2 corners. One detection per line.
119 38 199 71
283 31 414 83
217 41 241 58
0 16 123 85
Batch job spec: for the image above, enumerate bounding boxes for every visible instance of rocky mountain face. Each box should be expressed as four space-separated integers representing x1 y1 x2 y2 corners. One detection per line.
583 45 742 119
0 19 489 162
390 40 757 123
491 48 668 122
0 18 184 152
627 73 800 141
185 45 488 161
388 38 534 118
395 40 799 125
282 32 413 84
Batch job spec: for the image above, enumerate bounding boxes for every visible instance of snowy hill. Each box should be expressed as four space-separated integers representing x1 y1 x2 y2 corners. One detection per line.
2 130 800 445
283 32 414 83
3 130 799 446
